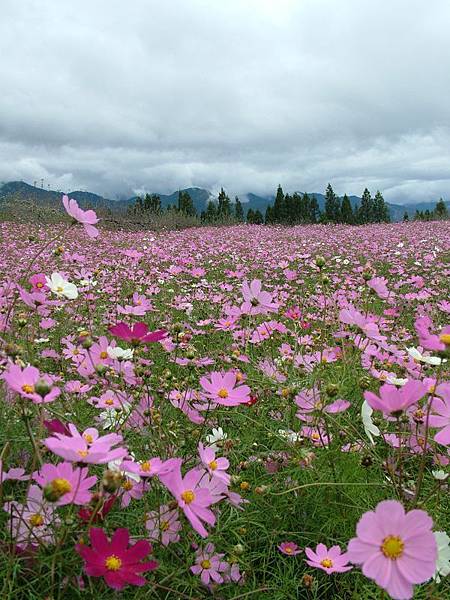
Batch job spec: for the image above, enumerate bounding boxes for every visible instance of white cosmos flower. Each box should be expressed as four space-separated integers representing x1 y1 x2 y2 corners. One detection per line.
407 347 447 366
206 427 227 450
385 375 408 386
361 400 380 445
107 346 134 361
432 470 449 481
278 429 302 444
46 273 78 300
434 531 450 582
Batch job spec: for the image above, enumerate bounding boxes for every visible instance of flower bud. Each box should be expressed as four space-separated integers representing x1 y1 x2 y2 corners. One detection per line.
35 378 52 397
315 255 326 269
101 470 123 493
233 543 245 555
325 383 339 398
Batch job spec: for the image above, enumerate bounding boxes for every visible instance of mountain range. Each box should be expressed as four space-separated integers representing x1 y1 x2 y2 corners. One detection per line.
0 180 447 222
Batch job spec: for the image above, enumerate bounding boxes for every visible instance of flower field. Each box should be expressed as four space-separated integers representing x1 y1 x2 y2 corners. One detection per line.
0 204 449 599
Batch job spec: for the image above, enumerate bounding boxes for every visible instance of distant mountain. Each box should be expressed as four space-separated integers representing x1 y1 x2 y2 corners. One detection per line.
0 180 448 222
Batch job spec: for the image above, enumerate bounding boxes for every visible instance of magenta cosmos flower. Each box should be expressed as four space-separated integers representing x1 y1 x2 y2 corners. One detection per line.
44 423 127 464
3 363 60 404
34 462 97 505
278 541 302 556
62 195 99 238
159 458 215 538
200 371 251 406
364 380 427 415
108 321 166 345
415 316 450 352
347 500 437 600
305 543 352 574
76 528 157 590
241 279 278 315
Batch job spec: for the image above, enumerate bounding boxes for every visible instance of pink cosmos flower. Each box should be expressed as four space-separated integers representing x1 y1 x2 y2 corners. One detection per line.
44 423 127 464
0 460 28 484
364 380 427 415
4 484 58 549
241 279 278 315
415 316 450 352
347 500 437 600
33 462 97 505
198 443 230 484
62 195 99 238
339 306 385 341
305 543 352 574
200 371 251 406
3 363 60 404
146 504 181 546
428 384 450 446
159 458 215 538
191 542 228 585
278 541 302 556
108 322 166 345
76 528 157 590
120 479 148 508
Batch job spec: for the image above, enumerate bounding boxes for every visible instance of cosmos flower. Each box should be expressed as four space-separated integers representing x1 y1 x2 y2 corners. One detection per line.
364 380 427 415
305 543 352 574
347 500 436 599
159 458 215 538
62 195 99 238
76 528 157 590
190 542 229 585
278 541 302 556
200 371 251 406
146 504 182 546
108 322 166 345
45 273 78 299
33 462 97 505
3 363 60 404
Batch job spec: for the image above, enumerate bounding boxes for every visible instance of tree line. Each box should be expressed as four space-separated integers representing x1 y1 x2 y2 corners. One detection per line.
131 185 447 225
403 198 448 222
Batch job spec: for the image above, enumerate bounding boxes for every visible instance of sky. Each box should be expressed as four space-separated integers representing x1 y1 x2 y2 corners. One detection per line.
1 0 449 204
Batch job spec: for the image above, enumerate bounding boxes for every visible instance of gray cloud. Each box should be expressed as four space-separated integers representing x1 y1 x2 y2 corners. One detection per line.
1 0 450 203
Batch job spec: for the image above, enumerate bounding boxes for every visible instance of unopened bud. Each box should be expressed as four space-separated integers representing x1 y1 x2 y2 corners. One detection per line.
101 470 123 493
315 255 326 269
35 378 52 397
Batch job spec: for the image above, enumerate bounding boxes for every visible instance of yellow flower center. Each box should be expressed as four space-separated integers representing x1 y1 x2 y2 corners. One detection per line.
320 558 333 568
208 460 218 471
122 480 133 491
105 398 114 405
284 546 293 554
160 520 170 531
429 385 436 394
381 535 404 559
105 555 122 571
36 282 43 288
83 434 94 443
141 461 151 472
311 432 320 441
181 489 195 504
56 286 64 293
100 351 108 359
29 513 44 527
201 559 212 569
22 384 35 394
439 333 450 345
77 450 89 458
51 478 72 495
218 388 229 399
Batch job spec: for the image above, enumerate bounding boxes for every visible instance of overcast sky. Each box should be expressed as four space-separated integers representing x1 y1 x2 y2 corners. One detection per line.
1 0 449 204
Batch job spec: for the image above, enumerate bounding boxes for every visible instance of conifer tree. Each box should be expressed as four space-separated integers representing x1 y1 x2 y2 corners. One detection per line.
340 194 353 224
234 196 244 221
178 191 196 216
324 183 341 223
217 188 231 218
435 198 448 219
273 185 286 223
358 188 373 224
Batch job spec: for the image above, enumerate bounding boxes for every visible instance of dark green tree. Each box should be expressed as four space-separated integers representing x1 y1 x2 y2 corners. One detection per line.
217 188 231 218
204 200 218 223
309 195 320 223
373 190 390 222
234 196 244 221
253 209 264 224
265 205 274 224
324 183 341 223
246 208 255 224
340 194 354 224
435 198 448 219
358 188 373 224
403 211 409 222
178 191 196 216
272 185 287 223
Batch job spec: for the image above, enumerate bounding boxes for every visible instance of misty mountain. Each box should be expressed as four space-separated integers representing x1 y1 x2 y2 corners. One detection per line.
0 181 447 222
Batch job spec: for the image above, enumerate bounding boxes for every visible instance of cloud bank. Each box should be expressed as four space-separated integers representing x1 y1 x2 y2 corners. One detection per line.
1 0 450 203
